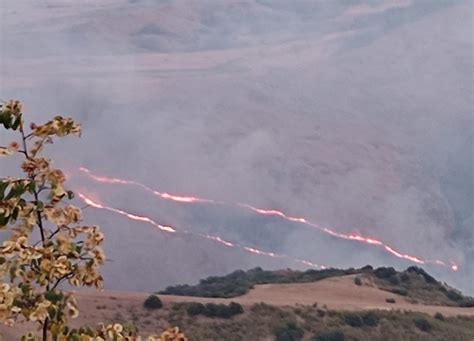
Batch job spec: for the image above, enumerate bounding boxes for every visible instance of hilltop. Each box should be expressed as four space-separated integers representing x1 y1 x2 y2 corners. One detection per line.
159 266 474 307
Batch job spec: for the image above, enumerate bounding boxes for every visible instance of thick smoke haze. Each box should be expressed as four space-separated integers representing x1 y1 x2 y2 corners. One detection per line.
1 0 472 294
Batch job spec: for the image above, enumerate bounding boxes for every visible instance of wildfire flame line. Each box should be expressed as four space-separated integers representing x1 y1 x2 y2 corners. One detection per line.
77 192 323 269
77 167 458 271
79 167 214 204
78 193 177 233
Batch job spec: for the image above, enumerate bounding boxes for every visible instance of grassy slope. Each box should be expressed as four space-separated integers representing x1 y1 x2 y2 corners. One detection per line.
82 301 474 341
2 275 473 340
159 266 474 307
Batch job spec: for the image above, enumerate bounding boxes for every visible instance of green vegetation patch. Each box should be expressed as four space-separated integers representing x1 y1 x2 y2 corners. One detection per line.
143 295 163 310
312 330 345 341
147 303 474 341
274 322 304 341
160 266 369 298
185 302 244 319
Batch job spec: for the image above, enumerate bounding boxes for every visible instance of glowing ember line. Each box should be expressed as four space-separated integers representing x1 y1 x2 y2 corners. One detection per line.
77 167 459 271
243 247 280 258
79 193 176 233
79 192 323 269
200 234 235 248
383 246 424 264
200 234 323 268
242 204 430 266
79 167 213 204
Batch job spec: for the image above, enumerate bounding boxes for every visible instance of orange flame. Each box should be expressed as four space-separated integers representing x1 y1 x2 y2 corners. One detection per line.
78 192 324 269
79 167 214 204
232 206 451 268
77 167 459 271
79 193 176 233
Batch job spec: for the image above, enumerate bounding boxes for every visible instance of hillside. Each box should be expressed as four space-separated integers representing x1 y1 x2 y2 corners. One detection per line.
159 266 474 308
1 272 473 340
1 1 473 340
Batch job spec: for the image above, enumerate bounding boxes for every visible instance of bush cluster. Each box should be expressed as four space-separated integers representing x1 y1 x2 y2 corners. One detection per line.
344 312 378 327
459 298 474 307
400 272 410 282
143 295 163 310
361 311 380 326
342 311 380 328
406 267 437 284
446 289 463 302
343 313 363 327
373 267 397 279
389 287 408 296
185 302 243 318
388 275 400 286
274 322 304 341
444 289 474 306
312 330 345 341
160 267 365 298
413 317 432 332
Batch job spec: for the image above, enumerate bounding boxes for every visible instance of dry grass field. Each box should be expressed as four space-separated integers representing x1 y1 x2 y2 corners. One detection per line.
1 275 473 340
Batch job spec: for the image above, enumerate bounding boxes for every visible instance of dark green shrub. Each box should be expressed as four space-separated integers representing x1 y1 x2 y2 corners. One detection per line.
313 330 345 341
198 302 244 318
354 277 362 286
215 304 233 318
228 302 244 315
374 267 397 279
274 322 304 341
406 267 437 284
446 290 463 302
343 313 363 327
186 302 205 316
362 311 380 326
459 298 474 307
434 312 445 321
390 287 408 296
400 272 410 282
317 309 326 317
203 303 218 317
250 302 277 314
413 317 432 332
143 295 162 310
388 275 400 285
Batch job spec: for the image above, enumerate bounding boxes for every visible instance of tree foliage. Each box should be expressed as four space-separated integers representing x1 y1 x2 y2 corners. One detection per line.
0 100 187 340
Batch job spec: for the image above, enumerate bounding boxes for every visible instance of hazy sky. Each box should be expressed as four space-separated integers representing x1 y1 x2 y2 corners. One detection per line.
0 0 472 293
